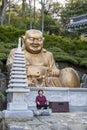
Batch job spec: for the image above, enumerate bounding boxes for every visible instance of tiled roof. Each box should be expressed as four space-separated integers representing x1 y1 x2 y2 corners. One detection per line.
66 14 87 32
67 19 87 28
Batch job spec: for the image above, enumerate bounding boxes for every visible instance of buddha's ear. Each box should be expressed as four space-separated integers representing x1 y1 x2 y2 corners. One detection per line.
21 35 26 50
22 35 25 43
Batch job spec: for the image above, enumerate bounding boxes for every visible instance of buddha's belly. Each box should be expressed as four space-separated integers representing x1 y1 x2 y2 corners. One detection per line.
26 56 48 67
27 65 49 76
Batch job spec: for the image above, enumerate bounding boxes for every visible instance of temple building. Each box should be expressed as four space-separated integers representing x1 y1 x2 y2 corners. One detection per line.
66 14 87 34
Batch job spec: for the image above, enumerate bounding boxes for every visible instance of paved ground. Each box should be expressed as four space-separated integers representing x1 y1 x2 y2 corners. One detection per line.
6 112 87 130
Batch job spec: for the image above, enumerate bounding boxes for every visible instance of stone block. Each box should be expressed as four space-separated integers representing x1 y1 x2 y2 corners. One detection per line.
7 103 28 111
8 125 24 130
3 110 33 118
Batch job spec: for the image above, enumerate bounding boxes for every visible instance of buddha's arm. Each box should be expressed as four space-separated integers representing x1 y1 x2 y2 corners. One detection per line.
47 52 60 76
6 48 16 72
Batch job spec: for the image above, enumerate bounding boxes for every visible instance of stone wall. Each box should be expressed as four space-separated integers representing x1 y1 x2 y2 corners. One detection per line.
80 74 87 88
24 87 87 112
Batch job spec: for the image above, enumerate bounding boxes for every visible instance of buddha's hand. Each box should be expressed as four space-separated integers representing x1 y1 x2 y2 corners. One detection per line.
49 69 60 77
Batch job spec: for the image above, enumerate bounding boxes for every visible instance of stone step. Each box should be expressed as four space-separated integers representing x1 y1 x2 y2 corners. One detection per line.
12 64 25 67
11 68 26 71
15 51 24 55
9 79 27 83
14 57 24 61
9 82 27 84
11 71 26 75
8 83 28 87
6 88 30 92
14 55 24 58
11 75 27 78
14 52 24 55
13 60 25 64
15 54 24 57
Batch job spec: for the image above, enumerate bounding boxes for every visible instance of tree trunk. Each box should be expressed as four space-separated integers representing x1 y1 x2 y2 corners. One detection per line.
34 0 35 24
22 0 26 17
8 0 11 24
29 0 32 29
0 0 7 25
41 0 45 33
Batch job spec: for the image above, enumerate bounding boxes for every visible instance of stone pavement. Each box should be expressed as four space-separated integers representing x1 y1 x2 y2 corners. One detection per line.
5 112 87 130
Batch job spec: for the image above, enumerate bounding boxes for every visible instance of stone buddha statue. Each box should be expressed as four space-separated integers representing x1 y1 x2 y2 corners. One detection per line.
6 29 80 87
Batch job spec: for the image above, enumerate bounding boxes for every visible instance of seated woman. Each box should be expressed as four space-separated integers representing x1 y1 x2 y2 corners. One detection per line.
35 90 49 109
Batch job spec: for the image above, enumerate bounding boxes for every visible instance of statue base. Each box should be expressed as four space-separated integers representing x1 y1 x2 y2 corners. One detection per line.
4 88 33 118
25 87 87 112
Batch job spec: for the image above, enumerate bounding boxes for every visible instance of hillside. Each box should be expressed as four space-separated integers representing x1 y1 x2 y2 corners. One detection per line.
0 26 87 73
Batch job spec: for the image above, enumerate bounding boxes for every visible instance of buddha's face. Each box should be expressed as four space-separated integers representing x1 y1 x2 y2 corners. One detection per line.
24 31 44 54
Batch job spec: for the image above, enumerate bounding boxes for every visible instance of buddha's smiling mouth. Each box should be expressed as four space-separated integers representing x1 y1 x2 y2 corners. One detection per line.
32 45 39 47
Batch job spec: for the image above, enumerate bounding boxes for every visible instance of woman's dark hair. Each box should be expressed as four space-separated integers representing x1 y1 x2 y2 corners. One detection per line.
38 89 43 94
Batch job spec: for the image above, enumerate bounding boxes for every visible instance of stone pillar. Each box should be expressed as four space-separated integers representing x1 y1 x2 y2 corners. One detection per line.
3 38 33 118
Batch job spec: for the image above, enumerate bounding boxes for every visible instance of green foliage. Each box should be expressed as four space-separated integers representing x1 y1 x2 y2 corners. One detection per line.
0 53 7 60
0 26 25 43
47 47 79 65
47 47 64 52
0 92 4 97
9 16 28 29
0 42 17 50
38 15 61 35
75 50 87 58
73 39 87 50
44 34 87 67
0 26 25 59
44 34 87 53
80 59 87 68
1 0 87 37
0 26 87 68
0 42 18 60
54 55 79 65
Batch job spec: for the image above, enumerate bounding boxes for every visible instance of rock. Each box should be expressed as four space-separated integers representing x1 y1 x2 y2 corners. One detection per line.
80 74 87 88
33 109 52 116
0 73 7 93
0 111 2 118
0 111 3 130
0 73 7 110
0 93 6 110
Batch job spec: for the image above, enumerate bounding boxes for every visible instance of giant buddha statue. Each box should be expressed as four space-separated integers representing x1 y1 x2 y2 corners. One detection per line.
6 29 80 87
